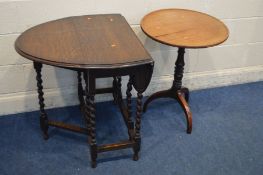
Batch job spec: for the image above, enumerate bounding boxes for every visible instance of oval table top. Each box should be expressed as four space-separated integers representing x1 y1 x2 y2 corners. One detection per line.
15 14 152 69
141 9 229 48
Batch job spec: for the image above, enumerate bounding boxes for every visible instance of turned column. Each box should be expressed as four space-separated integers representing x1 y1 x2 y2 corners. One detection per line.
126 77 134 139
84 71 97 168
172 47 185 90
33 62 49 140
133 92 143 161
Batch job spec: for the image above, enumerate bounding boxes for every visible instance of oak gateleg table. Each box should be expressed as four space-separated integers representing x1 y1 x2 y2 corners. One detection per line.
141 9 229 133
15 14 154 168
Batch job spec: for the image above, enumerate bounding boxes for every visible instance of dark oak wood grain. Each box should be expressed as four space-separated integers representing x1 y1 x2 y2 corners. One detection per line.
15 14 152 69
16 14 154 168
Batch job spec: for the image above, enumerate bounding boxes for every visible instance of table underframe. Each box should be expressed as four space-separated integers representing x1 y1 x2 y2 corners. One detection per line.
143 47 193 134
33 62 151 168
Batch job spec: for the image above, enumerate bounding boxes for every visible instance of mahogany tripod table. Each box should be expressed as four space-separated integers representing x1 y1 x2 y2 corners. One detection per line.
15 14 153 168
141 9 229 133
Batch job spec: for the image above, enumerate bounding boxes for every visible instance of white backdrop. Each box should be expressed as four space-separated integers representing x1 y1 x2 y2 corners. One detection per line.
0 0 263 115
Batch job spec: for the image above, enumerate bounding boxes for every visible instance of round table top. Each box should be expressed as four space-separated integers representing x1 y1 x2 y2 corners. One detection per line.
141 9 229 48
15 14 152 69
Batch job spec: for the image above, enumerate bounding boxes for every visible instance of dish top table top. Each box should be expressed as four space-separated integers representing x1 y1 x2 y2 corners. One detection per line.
141 9 229 48
15 14 152 69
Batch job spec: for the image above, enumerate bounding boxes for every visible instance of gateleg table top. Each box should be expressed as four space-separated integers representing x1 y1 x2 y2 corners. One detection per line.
15 14 153 69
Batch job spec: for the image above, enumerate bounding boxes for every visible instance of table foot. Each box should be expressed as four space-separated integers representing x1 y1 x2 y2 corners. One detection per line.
176 89 192 134
90 145 97 168
42 131 49 140
132 138 140 161
132 140 140 161
143 87 192 134
133 153 139 161
91 161 97 168
40 114 49 140
143 87 189 112
143 89 172 112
